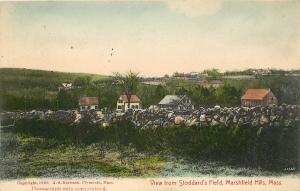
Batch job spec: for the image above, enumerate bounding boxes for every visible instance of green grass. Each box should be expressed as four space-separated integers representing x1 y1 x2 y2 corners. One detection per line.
0 68 111 111
1 119 298 179
0 68 110 91
134 156 165 165
14 135 166 178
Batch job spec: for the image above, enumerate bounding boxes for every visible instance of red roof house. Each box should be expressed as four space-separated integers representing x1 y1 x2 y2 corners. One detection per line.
241 89 277 107
79 96 99 111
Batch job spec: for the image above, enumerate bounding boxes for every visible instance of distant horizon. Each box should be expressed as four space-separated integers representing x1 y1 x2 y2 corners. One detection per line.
1 1 299 76
1 66 300 78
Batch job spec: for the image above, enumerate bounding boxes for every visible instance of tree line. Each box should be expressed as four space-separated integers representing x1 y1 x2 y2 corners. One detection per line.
0 70 299 111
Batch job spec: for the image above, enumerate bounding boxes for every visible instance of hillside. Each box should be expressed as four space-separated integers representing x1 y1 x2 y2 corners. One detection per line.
0 68 299 111
0 68 110 111
0 68 110 91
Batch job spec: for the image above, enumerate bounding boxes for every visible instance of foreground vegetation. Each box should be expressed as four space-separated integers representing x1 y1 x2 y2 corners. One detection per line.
0 119 298 178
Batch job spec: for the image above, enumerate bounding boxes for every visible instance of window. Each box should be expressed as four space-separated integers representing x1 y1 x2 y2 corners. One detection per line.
95 106 98 109
118 99 123 103
87 106 91 110
135 105 139 109
117 106 122 109
131 105 135 109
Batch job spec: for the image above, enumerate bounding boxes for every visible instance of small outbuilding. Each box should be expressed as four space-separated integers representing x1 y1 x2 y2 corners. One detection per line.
241 89 277 107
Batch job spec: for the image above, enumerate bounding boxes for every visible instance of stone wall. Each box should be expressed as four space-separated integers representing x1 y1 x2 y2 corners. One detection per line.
1 104 299 129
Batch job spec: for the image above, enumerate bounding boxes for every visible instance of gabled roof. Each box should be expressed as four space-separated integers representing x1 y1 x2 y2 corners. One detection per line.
241 89 270 100
79 96 99 106
158 95 193 106
158 95 181 105
119 94 141 103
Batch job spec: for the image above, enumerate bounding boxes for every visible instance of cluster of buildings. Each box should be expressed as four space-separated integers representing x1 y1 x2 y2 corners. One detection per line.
252 69 272 76
79 88 278 112
172 72 205 80
141 72 206 86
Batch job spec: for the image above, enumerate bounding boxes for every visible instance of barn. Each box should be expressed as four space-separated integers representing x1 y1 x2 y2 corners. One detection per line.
241 89 277 107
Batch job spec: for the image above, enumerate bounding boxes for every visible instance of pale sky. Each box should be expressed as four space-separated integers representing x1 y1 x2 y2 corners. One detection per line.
0 0 299 77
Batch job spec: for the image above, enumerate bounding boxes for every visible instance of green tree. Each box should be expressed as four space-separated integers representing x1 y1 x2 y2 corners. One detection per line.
204 69 222 80
216 84 242 106
176 86 188 95
98 82 120 109
73 76 92 88
57 90 76 109
155 85 166 98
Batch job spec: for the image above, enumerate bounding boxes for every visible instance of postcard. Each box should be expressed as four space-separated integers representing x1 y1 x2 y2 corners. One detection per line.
0 1 299 191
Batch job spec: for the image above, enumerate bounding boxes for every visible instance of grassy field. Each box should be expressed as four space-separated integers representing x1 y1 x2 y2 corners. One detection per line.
0 68 110 111
15 136 166 178
0 127 278 179
0 119 298 179
0 68 109 91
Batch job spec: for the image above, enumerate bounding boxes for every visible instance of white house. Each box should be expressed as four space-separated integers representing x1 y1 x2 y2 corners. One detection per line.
58 82 73 91
79 96 99 111
158 95 194 111
117 94 142 112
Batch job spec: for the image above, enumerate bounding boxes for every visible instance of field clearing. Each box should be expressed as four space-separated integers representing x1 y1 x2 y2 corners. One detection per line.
1 120 296 179
0 68 110 90
0 130 277 179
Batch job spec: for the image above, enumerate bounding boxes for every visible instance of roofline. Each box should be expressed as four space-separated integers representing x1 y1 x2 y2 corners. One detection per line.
121 101 141 103
241 98 264 100
241 88 271 100
241 93 268 100
79 103 98 106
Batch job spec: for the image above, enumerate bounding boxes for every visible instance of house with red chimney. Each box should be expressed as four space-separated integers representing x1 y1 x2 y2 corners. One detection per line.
241 89 277 107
